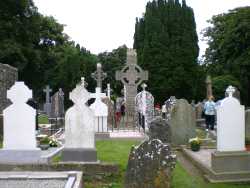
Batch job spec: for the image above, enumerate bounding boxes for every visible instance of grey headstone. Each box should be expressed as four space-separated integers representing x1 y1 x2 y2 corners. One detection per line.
124 139 176 188
164 96 176 121
116 49 148 117
0 63 18 113
195 102 204 119
170 99 196 146
51 88 64 118
148 117 171 143
245 110 250 140
102 97 115 127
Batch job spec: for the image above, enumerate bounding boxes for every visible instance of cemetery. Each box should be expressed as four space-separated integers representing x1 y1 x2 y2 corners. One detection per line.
1 0 250 188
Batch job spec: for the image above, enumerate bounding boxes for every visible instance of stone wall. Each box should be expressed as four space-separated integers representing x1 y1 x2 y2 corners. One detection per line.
0 63 18 113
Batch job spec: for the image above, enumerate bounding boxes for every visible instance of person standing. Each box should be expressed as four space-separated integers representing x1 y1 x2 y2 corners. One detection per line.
204 96 216 131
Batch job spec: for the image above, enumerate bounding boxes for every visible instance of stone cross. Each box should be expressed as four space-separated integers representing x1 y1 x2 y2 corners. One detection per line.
81 77 88 88
91 63 107 90
141 83 147 91
116 49 148 115
206 75 213 99
226 85 235 97
105 83 113 99
43 85 52 103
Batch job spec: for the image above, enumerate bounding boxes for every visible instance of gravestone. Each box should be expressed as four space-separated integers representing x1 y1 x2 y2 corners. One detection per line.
216 86 245 152
195 102 203 119
0 82 41 164
169 99 196 146
245 109 250 140
91 63 107 91
51 88 64 118
124 139 176 188
211 86 250 176
62 80 97 162
148 117 171 143
104 83 113 99
43 85 52 117
0 63 18 138
90 87 108 133
225 86 241 103
102 97 115 129
116 49 148 121
164 96 176 121
135 83 154 131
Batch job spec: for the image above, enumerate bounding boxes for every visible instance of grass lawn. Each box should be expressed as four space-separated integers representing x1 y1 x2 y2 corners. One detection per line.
38 114 49 124
85 140 250 188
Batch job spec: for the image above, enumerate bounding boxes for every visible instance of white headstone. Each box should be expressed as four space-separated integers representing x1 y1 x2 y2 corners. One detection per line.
3 82 38 150
216 85 245 152
90 87 108 132
64 80 95 148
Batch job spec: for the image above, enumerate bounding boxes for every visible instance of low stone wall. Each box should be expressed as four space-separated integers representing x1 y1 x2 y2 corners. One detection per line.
0 162 119 178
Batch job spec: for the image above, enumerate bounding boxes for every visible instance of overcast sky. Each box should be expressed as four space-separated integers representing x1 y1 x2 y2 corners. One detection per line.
33 0 250 56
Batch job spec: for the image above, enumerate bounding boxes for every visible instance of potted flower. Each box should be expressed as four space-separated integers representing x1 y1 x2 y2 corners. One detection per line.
49 137 58 147
39 136 50 150
189 137 201 152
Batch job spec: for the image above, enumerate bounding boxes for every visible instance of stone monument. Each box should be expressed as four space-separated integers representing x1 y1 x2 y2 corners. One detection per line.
116 49 148 126
90 87 108 133
62 80 97 162
135 83 154 131
124 139 176 188
91 63 107 91
169 99 196 146
211 85 250 177
206 75 213 99
0 82 41 164
43 85 52 117
51 88 65 118
0 63 18 138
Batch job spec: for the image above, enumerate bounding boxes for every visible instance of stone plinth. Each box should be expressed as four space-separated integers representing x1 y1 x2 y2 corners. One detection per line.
211 151 250 173
62 148 97 162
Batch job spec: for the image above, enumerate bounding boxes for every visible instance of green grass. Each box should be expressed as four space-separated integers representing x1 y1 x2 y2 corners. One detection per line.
38 114 49 124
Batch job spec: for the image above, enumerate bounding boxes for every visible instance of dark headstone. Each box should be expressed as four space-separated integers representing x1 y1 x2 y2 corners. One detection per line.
0 63 18 113
148 117 171 143
51 88 64 118
125 139 176 188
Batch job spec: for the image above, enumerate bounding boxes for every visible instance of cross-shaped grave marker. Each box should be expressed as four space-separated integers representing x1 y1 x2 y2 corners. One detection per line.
91 63 107 90
226 85 235 97
116 49 148 115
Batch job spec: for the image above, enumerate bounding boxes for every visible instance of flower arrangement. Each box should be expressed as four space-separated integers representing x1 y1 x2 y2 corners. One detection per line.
189 137 201 152
49 137 58 147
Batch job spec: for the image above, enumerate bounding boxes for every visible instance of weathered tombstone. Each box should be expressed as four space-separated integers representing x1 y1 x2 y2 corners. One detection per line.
102 97 115 130
164 96 176 121
169 99 196 146
91 63 107 91
124 139 176 188
0 63 18 138
211 86 250 176
148 117 171 143
62 80 97 162
0 82 41 164
195 102 204 119
245 109 250 140
116 49 148 126
51 88 64 118
135 83 154 131
43 85 52 117
90 87 108 133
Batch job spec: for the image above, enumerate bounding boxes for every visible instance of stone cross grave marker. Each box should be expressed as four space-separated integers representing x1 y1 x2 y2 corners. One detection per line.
81 77 88 88
3 82 37 150
62 79 97 162
216 85 244 152
116 49 148 116
91 63 107 90
105 83 113 99
51 88 64 118
43 85 52 116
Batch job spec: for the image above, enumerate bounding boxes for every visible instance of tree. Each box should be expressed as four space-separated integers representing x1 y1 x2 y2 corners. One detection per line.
203 7 250 105
134 0 201 103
